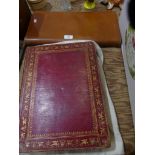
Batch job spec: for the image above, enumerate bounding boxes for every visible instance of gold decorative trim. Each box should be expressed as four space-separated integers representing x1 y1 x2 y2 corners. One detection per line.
20 42 110 151
27 46 98 138
23 137 102 151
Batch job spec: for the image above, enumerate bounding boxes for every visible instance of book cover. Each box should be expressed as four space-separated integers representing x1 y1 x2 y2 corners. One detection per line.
19 42 110 152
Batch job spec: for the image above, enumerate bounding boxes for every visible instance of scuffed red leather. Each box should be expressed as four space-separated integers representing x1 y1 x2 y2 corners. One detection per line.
33 51 93 134
19 42 111 153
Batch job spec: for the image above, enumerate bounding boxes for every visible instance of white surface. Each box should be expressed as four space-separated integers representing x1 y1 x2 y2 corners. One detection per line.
20 40 124 155
64 35 73 39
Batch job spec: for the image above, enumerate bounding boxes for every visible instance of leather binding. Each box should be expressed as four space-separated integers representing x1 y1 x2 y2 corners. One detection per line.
24 11 121 47
19 42 111 152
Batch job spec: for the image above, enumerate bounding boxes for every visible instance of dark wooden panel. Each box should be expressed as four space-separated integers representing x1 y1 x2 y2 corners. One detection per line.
19 0 31 40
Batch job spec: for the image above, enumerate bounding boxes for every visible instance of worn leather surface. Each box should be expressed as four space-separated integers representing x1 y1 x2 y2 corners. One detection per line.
19 42 111 152
25 11 121 47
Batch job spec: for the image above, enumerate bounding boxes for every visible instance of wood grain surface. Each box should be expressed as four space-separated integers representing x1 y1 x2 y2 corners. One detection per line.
103 48 135 155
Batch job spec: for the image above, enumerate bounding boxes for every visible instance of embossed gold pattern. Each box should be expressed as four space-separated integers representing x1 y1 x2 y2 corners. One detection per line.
20 42 110 152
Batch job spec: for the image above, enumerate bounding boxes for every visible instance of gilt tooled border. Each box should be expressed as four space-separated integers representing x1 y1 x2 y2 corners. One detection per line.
20 42 110 148
20 47 35 141
21 136 109 152
27 45 98 138
87 44 110 140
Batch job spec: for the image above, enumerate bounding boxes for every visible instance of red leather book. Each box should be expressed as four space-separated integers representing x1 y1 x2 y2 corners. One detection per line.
19 42 110 152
